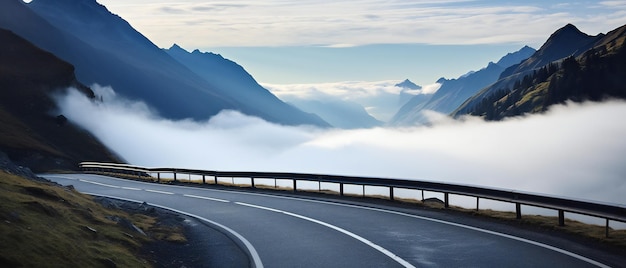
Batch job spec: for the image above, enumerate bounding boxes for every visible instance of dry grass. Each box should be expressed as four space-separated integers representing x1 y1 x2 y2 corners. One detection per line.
0 171 186 267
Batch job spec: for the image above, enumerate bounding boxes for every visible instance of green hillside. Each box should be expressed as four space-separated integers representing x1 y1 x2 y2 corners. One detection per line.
469 25 626 121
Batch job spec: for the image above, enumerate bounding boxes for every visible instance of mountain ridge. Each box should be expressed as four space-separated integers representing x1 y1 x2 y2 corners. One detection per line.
164 44 330 127
453 23 626 120
390 46 535 125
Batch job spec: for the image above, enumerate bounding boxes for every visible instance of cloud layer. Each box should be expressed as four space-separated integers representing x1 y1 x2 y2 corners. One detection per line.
56 85 626 213
95 0 626 48
264 80 440 121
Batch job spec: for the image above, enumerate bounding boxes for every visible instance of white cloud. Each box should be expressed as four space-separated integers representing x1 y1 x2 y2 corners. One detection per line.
96 0 626 47
263 80 439 121
56 86 626 215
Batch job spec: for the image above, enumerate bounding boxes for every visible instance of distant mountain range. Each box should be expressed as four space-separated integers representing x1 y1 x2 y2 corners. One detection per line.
0 0 327 127
390 46 535 125
454 23 626 120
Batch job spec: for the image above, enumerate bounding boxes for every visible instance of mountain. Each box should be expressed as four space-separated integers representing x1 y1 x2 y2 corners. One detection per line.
500 24 602 79
395 79 421 90
0 28 120 172
286 99 383 129
454 23 626 120
390 46 535 125
395 79 425 108
164 45 329 126
0 0 326 126
452 24 603 116
0 0 231 119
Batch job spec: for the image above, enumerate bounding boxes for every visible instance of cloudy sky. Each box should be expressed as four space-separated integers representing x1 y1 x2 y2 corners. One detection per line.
94 0 626 84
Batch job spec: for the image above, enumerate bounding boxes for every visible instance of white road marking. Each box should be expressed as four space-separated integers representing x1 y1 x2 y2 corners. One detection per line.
121 186 141 191
84 192 263 268
235 193 611 268
184 194 230 203
78 179 120 188
236 202 416 268
145 189 174 195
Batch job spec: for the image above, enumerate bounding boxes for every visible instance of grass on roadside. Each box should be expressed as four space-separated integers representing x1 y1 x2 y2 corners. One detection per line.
0 171 185 267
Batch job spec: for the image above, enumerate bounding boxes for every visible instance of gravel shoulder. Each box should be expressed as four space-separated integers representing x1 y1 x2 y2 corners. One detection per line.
94 197 249 268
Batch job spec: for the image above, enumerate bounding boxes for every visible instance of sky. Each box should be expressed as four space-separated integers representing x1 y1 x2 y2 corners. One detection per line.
92 0 626 85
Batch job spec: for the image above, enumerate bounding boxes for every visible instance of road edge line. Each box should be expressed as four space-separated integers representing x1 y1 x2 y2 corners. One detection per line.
83 192 264 268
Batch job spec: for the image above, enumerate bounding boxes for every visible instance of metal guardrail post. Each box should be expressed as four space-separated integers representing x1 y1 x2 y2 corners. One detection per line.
444 193 449 208
516 203 522 219
476 197 480 211
251 178 255 188
389 187 394 201
558 210 565 226
293 179 297 192
339 183 344 196
202 175 206 184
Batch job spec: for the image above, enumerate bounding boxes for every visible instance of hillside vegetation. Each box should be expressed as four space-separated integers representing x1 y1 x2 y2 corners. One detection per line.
467 25 626 120
0 171 154 267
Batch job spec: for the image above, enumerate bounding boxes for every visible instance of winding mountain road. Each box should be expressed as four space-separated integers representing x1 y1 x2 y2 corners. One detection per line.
43 174 623 267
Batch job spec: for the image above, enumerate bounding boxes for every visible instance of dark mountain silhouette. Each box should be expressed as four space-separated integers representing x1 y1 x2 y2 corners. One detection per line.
164 44 329 126
390 46 535 125
0 28 120 172
454 23 626 120
0 0 326 126
0 0 232 120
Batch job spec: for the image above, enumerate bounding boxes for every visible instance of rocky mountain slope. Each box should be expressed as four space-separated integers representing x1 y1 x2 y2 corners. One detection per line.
0 28 120 172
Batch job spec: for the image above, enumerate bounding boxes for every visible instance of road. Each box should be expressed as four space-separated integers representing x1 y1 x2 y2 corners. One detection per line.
43 173 621 268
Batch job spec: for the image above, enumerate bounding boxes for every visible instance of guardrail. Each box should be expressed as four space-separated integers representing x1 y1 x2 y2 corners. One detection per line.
79 162 626 238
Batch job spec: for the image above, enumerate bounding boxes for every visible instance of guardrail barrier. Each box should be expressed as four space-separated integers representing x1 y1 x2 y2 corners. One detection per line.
79 162 626 238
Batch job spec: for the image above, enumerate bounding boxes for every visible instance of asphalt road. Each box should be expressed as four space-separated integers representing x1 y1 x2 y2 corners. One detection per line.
43 174 623 268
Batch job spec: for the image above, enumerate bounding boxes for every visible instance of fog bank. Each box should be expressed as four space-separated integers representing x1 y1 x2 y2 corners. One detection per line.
56 85 626 208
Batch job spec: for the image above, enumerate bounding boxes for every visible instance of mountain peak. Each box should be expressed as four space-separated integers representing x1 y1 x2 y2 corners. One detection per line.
501 23 599 76
169 43 187 52
395 79 421 90
495 45 536 68
550 23 587 40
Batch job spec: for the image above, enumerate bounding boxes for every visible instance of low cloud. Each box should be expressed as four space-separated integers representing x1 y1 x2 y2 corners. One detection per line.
264 80 440 122
56 86 626 213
